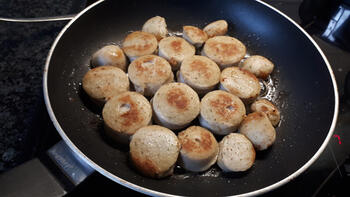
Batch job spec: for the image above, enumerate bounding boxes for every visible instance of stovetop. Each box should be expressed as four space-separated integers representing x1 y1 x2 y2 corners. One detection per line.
0 0 349 196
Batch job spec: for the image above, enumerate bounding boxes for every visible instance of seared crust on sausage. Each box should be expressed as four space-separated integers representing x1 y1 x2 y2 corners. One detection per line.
158 36 195 71
178 55 220 95
178 126 219 172
82 66 129 103
102 91 152 145
152 83 200 130
202 36 246 69
182 26 208 47
199 90 246 135
128 55 174 97
122 31 158 61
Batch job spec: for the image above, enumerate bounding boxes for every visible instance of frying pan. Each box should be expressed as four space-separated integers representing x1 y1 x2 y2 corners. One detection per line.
42 0 338 196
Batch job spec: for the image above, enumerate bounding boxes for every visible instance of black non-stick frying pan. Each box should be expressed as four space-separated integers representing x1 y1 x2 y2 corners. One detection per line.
43 0 338 196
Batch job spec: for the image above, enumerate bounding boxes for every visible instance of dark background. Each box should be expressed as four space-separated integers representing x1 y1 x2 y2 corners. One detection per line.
0 0 350 196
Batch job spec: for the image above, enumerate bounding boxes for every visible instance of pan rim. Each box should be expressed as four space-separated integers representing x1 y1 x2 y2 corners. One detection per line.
42 0 339 196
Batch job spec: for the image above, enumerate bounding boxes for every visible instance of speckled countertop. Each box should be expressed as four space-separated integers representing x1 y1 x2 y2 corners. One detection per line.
0 0 86 171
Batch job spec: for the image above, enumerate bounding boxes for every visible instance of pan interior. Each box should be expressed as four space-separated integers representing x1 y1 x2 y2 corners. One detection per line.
46 0 336 196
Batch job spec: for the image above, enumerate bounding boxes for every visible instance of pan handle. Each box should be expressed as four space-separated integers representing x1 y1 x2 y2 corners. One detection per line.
0 140 94 197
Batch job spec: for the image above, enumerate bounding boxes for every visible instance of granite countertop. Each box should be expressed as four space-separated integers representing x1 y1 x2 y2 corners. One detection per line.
0 0 86 172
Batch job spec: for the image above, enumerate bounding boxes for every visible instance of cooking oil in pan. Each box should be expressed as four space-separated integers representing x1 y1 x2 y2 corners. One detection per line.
168 31 183 37
172 165 221 180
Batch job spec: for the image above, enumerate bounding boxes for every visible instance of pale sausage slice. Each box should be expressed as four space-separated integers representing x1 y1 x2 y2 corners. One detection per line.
91 45 127 71
122 31 158 61
178 126 219 172
152 83 200 130
142 16 168 41
199 90 246 135
178 55 220 95
128 55 173 97
82 66 129 103
241 55 274 80
158 36 195 71
130 125 180 178
217 133 255 172
251 99 280 127
220 67 261 103
182 25 208 47
102 91 152 145
203 20 228 38
239 112 276 151
202 36 246 69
